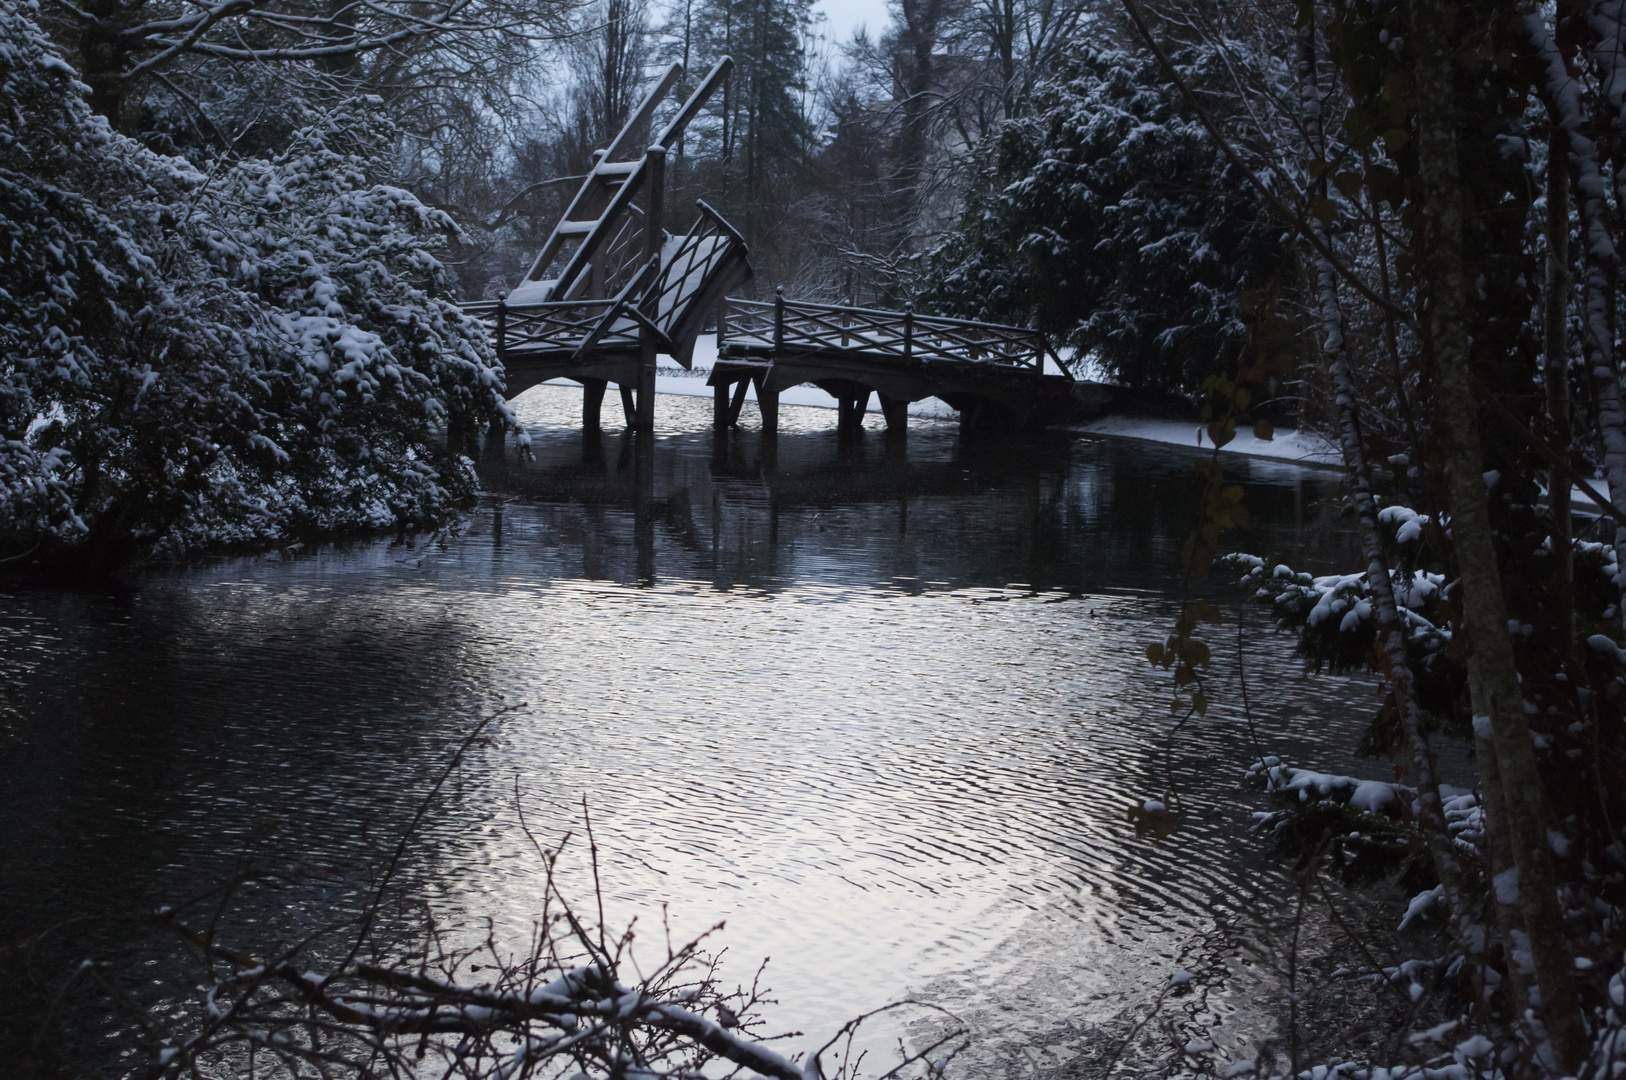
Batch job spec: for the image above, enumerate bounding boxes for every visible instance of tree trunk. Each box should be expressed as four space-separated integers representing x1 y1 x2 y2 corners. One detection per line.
1415 5 1585 1068
1297 18 1478 965
80 0 130 124
1477 730 1532 1018
1546 129 1574 656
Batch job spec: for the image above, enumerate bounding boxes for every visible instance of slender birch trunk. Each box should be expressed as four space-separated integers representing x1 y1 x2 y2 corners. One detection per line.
1416 5 1586 1068
1296 19 1479 966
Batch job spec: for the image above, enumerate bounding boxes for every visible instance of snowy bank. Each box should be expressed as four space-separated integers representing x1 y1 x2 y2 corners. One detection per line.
1072 415 1341 468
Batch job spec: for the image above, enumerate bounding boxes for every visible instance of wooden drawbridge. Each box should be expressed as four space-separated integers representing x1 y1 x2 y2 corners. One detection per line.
464 57 1077 438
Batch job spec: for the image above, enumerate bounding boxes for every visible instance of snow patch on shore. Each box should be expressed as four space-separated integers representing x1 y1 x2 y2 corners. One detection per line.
1072 415 1341 467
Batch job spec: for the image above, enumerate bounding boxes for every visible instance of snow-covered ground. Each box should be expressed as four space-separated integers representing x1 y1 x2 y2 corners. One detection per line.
1071 415 1342 468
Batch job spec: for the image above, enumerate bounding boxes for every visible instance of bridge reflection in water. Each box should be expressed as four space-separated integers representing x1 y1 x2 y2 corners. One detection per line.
479 386 1348 591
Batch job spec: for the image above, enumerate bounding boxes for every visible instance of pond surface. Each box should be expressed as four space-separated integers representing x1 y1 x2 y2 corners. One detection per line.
0 389 1378 1077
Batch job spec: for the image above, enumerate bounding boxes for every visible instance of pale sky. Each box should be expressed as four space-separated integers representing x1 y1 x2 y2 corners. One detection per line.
814 0 887 43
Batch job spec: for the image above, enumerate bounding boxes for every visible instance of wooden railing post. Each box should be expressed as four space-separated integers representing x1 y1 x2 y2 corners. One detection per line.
716 299 727 346
841 300 851 348
495 291 508 367
904 302 914 363
635 145 665 432
774 286 785 350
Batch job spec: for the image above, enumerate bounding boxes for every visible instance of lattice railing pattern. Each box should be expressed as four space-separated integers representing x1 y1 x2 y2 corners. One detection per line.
467 204 748 362
718 294 1048 369
463 297 639 359
642 202 747 329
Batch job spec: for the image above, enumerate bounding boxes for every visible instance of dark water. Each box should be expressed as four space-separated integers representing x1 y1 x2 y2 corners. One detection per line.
0 387 1378 1077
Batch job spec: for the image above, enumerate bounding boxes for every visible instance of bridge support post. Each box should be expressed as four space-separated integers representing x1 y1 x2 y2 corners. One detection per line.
879 393 909 441
728 378 750 425
838 391 870 436
636 359 657 432
620 384 637 428
634 144 666 433
714 381 730 429
582 378 608 431
958 399 977 434
755 374 779 437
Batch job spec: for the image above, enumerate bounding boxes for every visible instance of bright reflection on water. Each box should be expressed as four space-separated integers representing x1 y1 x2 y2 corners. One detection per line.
0 387 1378 1076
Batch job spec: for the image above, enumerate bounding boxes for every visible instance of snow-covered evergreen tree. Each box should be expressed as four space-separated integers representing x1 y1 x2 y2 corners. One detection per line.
921 42 1284 394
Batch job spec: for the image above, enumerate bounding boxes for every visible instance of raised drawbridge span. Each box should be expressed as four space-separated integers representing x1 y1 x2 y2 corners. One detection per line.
465 59 1077 439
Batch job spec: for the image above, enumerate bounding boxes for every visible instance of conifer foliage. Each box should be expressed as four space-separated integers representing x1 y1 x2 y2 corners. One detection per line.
922 43 1283 393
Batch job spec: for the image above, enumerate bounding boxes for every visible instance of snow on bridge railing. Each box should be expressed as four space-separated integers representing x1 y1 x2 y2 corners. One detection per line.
718 293 1063 373
463 296 640 362
466 201 749 366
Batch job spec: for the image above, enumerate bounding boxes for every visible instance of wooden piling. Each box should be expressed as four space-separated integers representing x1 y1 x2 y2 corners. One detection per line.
635 145 665 433
714 381 731 429
756 374 779 437
583 378 608 431
879 393 909 439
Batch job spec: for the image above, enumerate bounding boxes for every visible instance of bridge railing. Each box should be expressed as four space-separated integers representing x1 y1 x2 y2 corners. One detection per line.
644 202 748 328
464 297 639 361
467 201 749 366
719 295 1050 370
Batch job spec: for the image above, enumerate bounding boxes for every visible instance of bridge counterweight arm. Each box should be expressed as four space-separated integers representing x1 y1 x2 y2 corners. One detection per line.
516 59 734 300
658 57 734 151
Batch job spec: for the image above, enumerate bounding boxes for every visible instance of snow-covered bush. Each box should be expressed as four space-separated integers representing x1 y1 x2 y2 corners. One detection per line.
920 43 1285 395
0 0 508 570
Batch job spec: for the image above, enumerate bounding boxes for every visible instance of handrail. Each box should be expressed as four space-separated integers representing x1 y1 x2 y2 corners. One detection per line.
693 199 748 250
713 295 1047 371
723 296 1039 338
